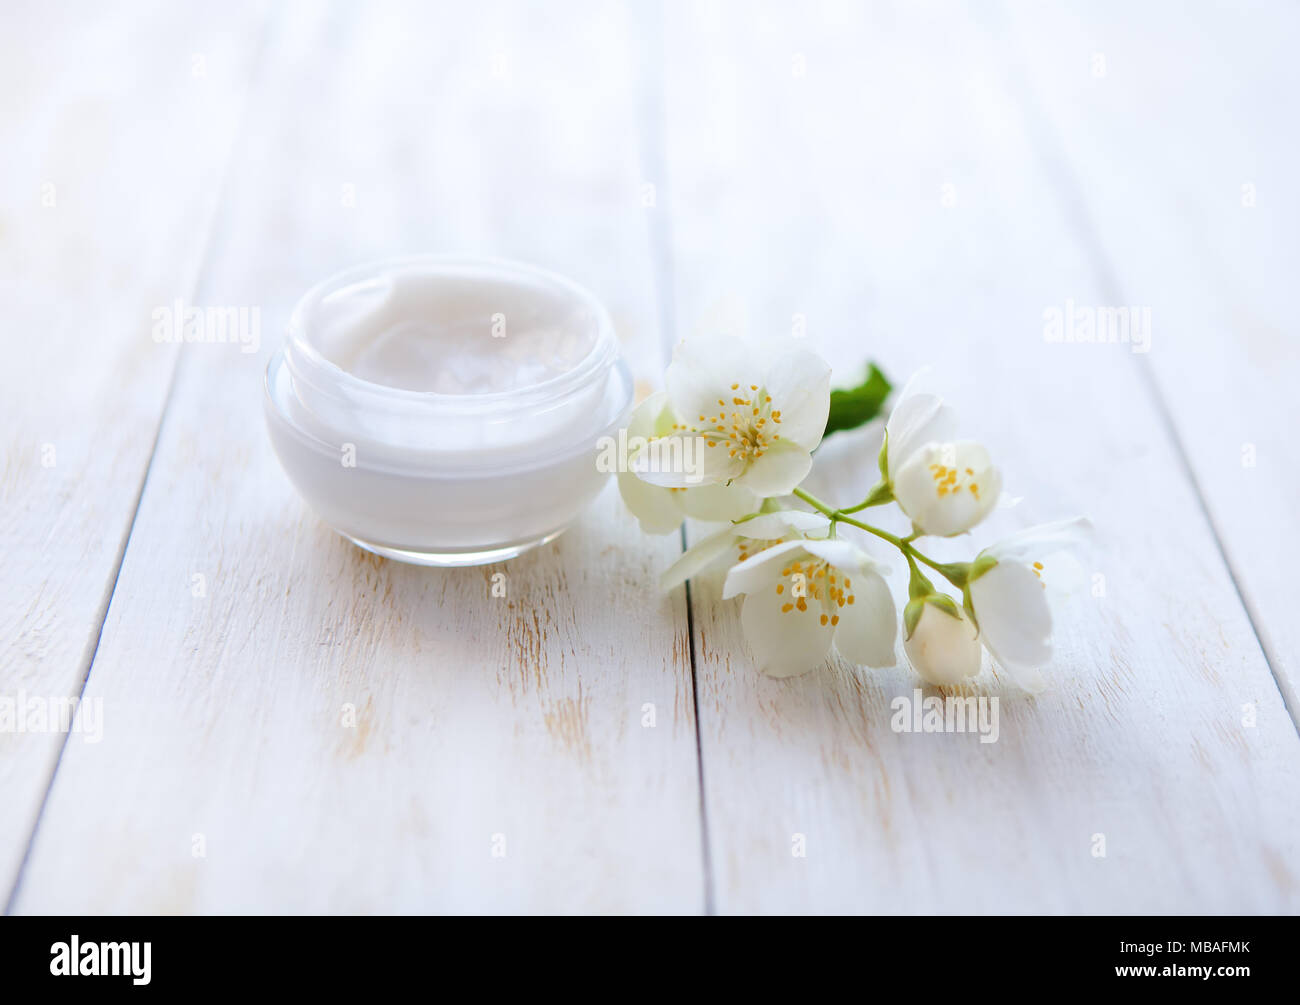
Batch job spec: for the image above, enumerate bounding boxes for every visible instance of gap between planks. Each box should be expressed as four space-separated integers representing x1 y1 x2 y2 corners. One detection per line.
986 4 1300 735
2 9 276 917
634 0 718 916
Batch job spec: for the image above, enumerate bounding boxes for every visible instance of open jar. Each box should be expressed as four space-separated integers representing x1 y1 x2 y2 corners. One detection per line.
264 256 633 566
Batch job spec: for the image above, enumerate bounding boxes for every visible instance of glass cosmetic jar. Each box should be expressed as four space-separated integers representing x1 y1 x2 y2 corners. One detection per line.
264 256 633 566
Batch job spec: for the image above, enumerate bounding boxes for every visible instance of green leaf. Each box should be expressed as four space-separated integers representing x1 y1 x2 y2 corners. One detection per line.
906 554 935 601
962 585 980 632
906 592 963 640
903 597 925 640
925 593 962 620
859 479 894 507
931 560 970 589
968 553 998 582
823 363 892 439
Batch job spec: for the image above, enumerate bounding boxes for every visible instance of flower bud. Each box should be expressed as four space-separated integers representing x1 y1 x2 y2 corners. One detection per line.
903 602 981 686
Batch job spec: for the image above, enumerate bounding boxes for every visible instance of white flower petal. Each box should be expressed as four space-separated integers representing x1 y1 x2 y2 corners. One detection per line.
659 524 740 591
674 481 760 522
631 433 743 487
736 510 831 541
761 348 832 449
733 438 813 496
971 561 1052 683
803 418 884 499
980 516 1092 603
800 538 886 576
831 571 897 668
626 390 668 438
885 389 957 476
664 336 760 427
903 603 982 686
739 586 835 678
983 517 1093 566
617 470 683 535
721 540 807 598
1037 552 1087 602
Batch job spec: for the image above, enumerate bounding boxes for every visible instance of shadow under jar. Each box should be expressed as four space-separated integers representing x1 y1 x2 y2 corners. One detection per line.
264 256 633 566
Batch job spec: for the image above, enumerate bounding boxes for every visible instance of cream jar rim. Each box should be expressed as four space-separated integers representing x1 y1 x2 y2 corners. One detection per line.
283 253 620 415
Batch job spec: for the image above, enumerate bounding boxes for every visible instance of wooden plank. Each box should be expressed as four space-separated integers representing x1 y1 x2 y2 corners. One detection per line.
998 0 1300 715
664 0 1300 912
10 0 704 914
0 1 266 900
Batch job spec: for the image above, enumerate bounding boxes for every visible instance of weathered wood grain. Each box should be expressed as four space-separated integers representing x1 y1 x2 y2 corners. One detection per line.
0 0 267 901
999 0 1300 716
11 0 704 913
664 0 1300 913
9 0 1296 916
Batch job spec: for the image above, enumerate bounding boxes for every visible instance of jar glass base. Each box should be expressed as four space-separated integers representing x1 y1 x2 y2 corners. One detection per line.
340 528 567 567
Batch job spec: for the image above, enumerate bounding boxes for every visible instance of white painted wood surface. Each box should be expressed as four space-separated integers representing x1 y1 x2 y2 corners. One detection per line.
2 0 1297 914
1001 0 1300 715
664 0 1299 913
0 0 267 899
5 0 704 915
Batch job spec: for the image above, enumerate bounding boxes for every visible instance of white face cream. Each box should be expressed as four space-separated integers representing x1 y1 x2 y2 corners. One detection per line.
264 256 632 565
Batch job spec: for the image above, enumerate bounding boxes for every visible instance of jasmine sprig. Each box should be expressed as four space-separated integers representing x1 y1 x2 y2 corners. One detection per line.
617 337 1089 689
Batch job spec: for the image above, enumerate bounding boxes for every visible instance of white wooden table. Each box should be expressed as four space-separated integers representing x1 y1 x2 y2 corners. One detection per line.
3 0 1298 914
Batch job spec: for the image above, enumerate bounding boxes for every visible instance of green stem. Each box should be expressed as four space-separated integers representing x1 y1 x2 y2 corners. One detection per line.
838 500 884 515
838 479 894 514
792 487 832 515
792 487 965 588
